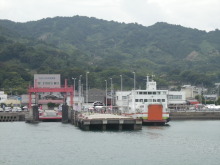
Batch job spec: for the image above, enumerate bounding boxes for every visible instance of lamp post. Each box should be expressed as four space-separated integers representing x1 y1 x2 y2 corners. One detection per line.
79 75 82 111
105 80 107 108
86 72 89 104
110 78 113 111
72 78 76 109
133 72 136 90
120 75 122 92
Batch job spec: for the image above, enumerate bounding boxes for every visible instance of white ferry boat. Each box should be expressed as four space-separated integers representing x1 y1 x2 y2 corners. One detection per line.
124 76 170 125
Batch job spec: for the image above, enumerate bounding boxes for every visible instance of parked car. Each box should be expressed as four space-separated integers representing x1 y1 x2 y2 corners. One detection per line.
5 107 12 112
12 107 18 112
0 108 4 112
12 107 22 112
17 107 22 112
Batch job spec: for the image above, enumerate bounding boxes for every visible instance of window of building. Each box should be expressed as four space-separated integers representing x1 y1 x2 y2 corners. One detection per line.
157 99 161 102
144 99 148 102
135 99 139 102
143 92 147 95
148 92 152 95
122 96 127 100
162 99 165 102
153 99 156 102
140 99 143 102
168 95 182 100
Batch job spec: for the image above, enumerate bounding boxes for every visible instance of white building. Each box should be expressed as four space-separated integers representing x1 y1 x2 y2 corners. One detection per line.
115 91 131 111
168 91 186 105
0 91 7 103
181 85 199 99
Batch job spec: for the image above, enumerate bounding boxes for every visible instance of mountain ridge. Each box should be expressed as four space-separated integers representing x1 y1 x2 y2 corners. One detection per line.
0 16 220 94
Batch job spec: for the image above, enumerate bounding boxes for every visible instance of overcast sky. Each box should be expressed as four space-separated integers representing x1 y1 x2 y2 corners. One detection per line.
0 0 219 31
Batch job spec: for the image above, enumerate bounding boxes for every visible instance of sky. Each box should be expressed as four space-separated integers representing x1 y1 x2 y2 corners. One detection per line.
0 0 219 31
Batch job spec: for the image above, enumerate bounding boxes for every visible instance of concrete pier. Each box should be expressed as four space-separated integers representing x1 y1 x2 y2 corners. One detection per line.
62 105 69 123
0 112 26 122
73 113 142 131
25 106 39 123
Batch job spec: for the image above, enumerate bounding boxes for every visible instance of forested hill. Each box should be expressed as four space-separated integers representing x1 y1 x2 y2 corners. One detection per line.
0 16 220 94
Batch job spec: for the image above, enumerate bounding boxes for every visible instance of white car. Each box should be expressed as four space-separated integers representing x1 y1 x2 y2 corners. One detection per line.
17 107 22 112
5 107 12 112
12 107 22 112
12 107 18 112
0 108 3 112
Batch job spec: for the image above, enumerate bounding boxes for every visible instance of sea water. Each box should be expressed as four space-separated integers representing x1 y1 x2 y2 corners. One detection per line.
0 120 220 165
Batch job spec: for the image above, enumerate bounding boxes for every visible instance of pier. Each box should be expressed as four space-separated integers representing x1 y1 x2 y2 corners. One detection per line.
0 112 26 122
22 105 142 130
72 112 142 131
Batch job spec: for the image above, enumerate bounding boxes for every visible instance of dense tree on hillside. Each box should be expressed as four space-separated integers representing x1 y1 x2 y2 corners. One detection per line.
0 16 220 94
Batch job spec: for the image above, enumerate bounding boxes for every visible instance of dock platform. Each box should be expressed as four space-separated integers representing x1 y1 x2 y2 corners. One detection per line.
73 113 142 131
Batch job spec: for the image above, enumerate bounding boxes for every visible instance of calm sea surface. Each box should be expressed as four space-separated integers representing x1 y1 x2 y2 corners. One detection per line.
0 120 220 165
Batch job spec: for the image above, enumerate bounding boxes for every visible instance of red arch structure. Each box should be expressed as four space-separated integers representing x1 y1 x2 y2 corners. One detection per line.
28 79 74 109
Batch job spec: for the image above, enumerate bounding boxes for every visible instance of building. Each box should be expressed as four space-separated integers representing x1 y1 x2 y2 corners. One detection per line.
167 91 186 109
181 85 199 99
0 91 7 104
87 88 105 103
168 91 186 105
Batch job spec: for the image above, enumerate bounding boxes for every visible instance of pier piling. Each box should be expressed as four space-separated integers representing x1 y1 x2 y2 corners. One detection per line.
62 105 69 123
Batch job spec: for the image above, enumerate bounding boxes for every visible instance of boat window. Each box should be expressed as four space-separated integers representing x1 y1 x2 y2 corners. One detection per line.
144 99 148 102
139 92 143 94
157 99 161 102
148 99 152 102
143 92 147 95
135 99 139 102
157 92 161 95
153 92 156 95
162 99 165 102
140 99 143 102
153 99 156 102
148 92 152 95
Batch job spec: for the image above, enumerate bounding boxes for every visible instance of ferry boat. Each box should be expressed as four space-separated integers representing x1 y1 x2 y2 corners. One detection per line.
124 76 170 125
39 109 62 121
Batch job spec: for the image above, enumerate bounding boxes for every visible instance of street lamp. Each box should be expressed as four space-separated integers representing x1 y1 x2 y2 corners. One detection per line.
72 78 76 109
120 75 122 92
133 72 136 90
105 80 107 108
86 72 89 104
110 78 113 111
79 75 82 111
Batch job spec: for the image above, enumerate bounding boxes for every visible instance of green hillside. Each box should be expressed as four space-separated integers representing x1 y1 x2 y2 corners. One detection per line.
0 16 220 94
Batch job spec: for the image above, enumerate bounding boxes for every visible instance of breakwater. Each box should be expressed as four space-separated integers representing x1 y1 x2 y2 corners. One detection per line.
170 111 220 120
0 112 26 122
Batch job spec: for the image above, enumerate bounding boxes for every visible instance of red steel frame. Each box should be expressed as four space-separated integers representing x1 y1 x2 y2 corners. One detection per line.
28 79 74 109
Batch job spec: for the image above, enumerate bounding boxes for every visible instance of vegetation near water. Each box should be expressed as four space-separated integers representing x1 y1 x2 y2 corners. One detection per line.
0 16 220 94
